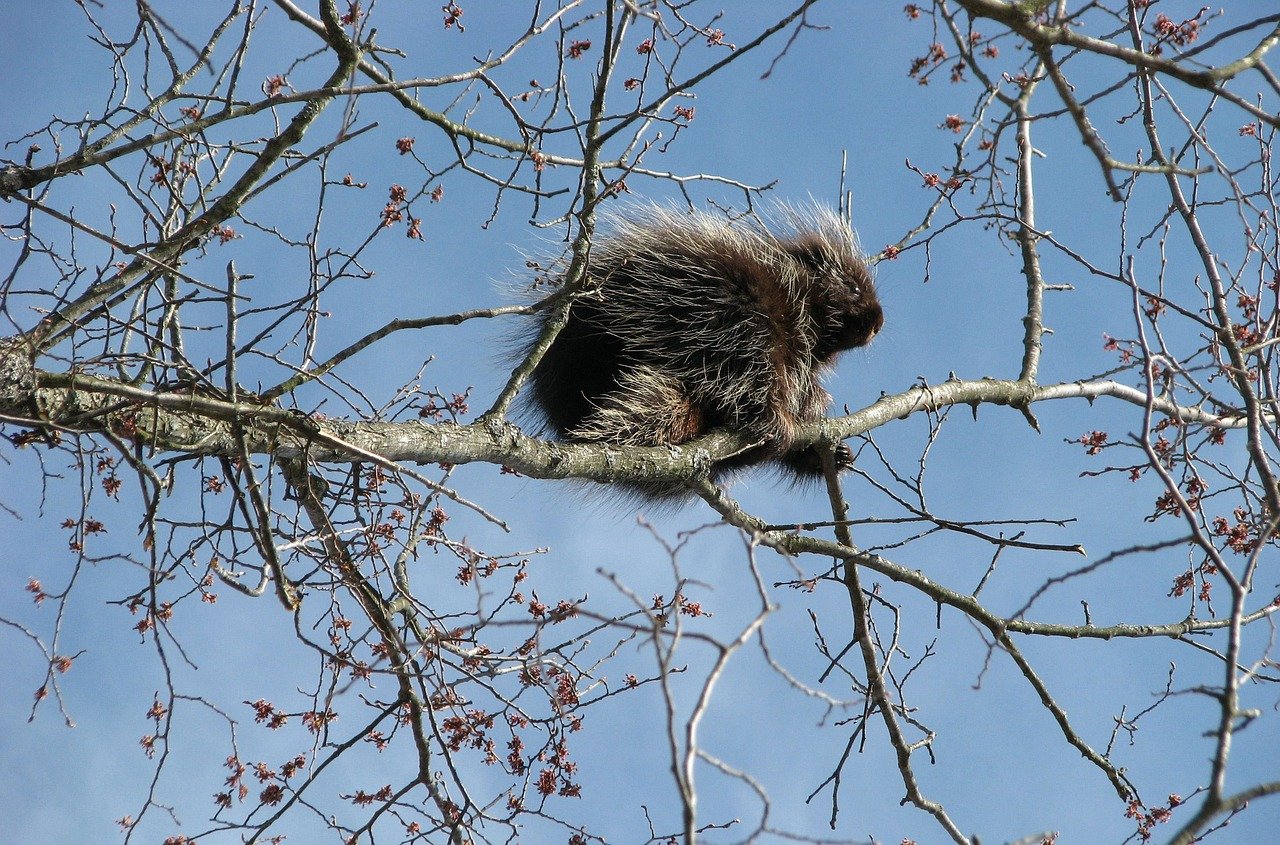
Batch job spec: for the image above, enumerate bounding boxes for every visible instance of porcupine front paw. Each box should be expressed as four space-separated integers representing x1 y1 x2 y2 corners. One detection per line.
780 441 854 477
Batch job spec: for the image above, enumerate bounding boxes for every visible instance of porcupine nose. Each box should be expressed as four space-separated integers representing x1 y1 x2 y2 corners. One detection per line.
866 303 885 342
840 301 883 349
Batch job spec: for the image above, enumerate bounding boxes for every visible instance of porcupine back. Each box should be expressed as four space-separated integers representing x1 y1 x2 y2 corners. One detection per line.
523 202 883 499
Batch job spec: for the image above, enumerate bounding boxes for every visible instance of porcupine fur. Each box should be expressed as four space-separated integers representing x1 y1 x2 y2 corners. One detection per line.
522 202 884 499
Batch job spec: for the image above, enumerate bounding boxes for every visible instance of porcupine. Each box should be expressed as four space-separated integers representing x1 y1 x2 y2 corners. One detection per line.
523 202 884 498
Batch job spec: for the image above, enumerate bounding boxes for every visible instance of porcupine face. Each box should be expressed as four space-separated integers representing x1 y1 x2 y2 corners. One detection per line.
781 233 884 359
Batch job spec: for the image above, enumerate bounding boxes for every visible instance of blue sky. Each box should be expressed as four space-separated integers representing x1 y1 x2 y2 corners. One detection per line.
2 2 1276 843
